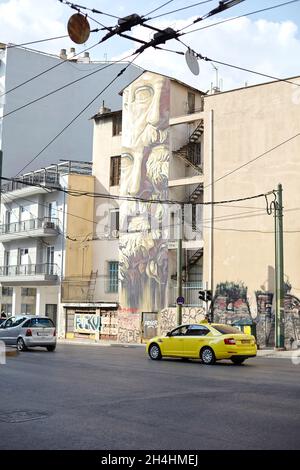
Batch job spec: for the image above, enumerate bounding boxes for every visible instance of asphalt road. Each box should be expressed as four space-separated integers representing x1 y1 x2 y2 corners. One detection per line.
0 344 299 450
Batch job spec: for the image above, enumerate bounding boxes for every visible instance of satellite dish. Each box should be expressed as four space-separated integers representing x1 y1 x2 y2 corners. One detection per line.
67 13 90 44
185 49 200 76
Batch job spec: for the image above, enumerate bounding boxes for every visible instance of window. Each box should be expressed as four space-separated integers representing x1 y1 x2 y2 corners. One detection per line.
212 324 241 335
46 246 55 274
1 304 12 315
188 92 195 114
112 113 122 136
30 318 54 328
21 304 35 315
170 325 189 336
186 325 210 336
108 261 119 293
2 287 13 297
110 209 119 237
110 156 121 186
21 288 36 297
5 317 27 328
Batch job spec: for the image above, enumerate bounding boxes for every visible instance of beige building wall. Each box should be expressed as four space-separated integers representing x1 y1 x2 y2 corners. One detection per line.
63 174 95 301
203 78 300 315
92 111 120 302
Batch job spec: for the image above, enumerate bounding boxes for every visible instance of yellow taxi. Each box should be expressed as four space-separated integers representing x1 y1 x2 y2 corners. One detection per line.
146 321 257 365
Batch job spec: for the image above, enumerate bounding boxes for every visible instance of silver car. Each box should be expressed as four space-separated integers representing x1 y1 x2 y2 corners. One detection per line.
0 315 56 352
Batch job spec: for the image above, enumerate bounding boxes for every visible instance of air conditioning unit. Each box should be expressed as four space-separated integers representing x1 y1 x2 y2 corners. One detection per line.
43 221 55 229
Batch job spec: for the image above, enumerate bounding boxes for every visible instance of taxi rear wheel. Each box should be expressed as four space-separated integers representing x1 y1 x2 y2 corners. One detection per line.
149 343 162 360
200 347 216 365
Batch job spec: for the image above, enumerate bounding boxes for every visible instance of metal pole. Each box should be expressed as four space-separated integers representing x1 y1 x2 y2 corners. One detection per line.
274 197 279 348
177 205 183 325
277 184 285 349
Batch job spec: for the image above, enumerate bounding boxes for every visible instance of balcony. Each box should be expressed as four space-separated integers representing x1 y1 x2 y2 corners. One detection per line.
1 160 92 199
169 282 202 307
0 217 59 242
0 263 59 285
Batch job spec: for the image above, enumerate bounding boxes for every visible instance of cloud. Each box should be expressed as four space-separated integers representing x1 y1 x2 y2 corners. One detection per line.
0 2 299 93
111 15 300 92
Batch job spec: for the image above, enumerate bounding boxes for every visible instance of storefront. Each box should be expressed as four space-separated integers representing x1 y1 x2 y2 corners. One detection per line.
63 303 118 341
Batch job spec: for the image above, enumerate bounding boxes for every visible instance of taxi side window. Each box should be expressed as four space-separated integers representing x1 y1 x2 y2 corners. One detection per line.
171 326 188 336
186 325 210 336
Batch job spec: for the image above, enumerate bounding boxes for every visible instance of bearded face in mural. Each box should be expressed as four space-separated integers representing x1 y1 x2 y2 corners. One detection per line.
119 73 170 311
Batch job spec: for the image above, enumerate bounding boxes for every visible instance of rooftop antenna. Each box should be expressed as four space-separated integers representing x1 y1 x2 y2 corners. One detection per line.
211 63 221 93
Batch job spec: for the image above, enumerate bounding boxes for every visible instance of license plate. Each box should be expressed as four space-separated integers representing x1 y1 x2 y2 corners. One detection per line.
241 339 250 344
37 332 49 337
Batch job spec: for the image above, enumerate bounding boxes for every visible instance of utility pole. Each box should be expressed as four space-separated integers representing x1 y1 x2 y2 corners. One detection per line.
177 205 183 325
275 183 285 349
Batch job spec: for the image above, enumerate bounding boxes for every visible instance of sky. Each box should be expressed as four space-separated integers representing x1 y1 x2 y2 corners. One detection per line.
0 0 300 91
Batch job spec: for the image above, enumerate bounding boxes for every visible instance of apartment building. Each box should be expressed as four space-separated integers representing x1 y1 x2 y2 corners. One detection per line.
0 43 142 176
92 70 300 348
0 160 94 337
202 77 300 349
92 71 207 343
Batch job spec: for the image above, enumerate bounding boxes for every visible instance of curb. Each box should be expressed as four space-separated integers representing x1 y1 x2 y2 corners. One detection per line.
5 347 19 358
57 340 146 348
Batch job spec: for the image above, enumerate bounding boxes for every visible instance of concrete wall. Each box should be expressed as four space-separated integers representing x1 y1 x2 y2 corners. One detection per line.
203 78 300 347
0 46 142 176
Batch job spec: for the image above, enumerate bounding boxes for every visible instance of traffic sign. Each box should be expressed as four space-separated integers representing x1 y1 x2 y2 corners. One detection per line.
176 296 185 306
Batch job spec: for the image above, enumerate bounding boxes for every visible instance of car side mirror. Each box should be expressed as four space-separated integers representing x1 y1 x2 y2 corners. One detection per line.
166 331 171 337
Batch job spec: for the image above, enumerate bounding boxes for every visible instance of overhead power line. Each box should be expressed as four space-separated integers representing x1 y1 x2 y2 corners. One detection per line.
0 53 139 121
143 0 177 17
14 52 139 176
0 176 273 206
178 38 300 87
6 35 69 49
182 0 300 35
0 39 102 100
204 131 300 190
149 1 215 20
58 0 120 19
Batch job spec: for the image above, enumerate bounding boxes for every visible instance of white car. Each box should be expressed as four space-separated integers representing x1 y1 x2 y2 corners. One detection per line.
0 315 56 351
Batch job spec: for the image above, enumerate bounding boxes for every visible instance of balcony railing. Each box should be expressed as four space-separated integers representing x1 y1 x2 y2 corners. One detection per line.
1 160 92 193
169 281 202 307
0 217 59 235
0 263 59 277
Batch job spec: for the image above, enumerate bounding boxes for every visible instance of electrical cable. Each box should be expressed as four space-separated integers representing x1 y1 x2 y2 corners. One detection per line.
0 176 273 206
0 53 140 121
58 0 120 19
14 52 139 176
143 1 177 18
182 0 300 35
148 0 214 20
0 40 103 100
203 131 300 190
6 35 69 49
177 38 300 87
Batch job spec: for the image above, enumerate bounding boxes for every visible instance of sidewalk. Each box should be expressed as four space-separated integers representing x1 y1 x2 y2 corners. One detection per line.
58 339 299 357
257 349 299 359
57 338 146 348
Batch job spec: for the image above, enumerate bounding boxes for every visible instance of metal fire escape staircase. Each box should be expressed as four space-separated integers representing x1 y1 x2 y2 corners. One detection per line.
171 121 204 282
86 270 98 302
173 120 204 173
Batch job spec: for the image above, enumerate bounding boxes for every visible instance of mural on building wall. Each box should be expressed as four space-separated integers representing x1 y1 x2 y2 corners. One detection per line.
211 280 300 349
119 72 170 312
212 282 252 324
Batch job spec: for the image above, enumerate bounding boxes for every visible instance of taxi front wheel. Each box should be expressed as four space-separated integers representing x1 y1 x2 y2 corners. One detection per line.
149 343 162 360
200 347 216 365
